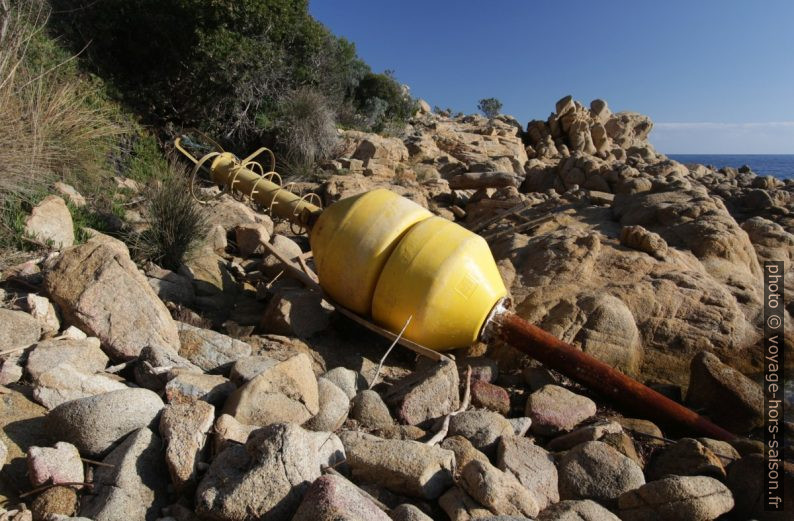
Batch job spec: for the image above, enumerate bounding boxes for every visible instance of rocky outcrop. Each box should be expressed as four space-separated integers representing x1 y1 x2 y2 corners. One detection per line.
5 93 790 520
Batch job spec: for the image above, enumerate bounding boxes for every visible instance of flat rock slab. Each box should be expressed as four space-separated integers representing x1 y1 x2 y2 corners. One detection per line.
26 337 108 380
0 389 50 503
0 308 41 351
165 373 235 407
686 351 764 433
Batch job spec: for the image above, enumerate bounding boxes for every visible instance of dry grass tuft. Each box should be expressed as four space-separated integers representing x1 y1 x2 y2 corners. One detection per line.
0 0 122 203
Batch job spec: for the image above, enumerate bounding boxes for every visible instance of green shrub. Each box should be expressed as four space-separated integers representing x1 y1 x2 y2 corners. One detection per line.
119 133 171 183
50 0 370 147
130 173 209 270
354 72 417 130
477 97 503 119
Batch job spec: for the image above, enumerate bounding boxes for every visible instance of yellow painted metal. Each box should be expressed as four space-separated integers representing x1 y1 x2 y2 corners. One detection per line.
371 216 507 350
209 152 321 228
309 188 432 315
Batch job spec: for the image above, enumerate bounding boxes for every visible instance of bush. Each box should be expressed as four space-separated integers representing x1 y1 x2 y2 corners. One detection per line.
354 72 417 130
276 87 339 167
131 172 209 270
50 0 370 147
477 97 503 119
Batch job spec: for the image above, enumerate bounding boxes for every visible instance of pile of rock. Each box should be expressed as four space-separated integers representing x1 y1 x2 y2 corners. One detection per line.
1 94 792 520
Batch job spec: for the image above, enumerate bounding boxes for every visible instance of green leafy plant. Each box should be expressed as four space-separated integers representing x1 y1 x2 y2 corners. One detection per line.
477 97 503 119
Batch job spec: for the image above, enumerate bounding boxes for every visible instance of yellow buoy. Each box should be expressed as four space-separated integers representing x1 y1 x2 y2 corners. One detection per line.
310 189 432 315
371 216 507 350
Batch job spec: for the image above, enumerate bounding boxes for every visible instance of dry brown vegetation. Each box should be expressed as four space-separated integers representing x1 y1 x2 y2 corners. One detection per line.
0 0 121 203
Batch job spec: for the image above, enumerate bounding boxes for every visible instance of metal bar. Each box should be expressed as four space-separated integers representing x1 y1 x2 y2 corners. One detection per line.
493 311 736 441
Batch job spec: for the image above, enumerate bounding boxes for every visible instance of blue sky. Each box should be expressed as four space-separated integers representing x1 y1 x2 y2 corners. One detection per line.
310 0 794 154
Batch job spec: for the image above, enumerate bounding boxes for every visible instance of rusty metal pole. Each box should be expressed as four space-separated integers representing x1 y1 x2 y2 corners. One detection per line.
490 311 736 441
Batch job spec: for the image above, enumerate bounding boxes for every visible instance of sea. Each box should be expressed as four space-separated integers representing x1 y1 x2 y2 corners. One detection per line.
668 154 794 180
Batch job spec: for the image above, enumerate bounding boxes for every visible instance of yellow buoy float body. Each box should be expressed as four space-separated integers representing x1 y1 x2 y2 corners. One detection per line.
310 189 506 351
371 216 507 351
309 189 432 315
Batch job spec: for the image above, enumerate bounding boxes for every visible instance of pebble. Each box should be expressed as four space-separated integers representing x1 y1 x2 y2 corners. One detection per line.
164 372 236 407
212 414 257 453
645 438 725 481
27 442 84 487
322 367 363 400
447 409 514 456
339 431 454 499
537 499 620 520
618 475 734 521
351 390 394 430
389 503 433 521
47 388 164 457
305 377 350 431
292 474 392 521
546 419 623 451
525 385 596 436
470 380 511 415
31 486 78 520
497 435 559 510
557 441 645 505
508 417 533 436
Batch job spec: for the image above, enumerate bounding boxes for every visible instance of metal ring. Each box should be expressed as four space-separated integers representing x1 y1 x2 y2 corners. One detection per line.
189 152 221 205
290 192 323 235
243 160 265 177
240 147 276 173
263 171 282 186
267 182 298 218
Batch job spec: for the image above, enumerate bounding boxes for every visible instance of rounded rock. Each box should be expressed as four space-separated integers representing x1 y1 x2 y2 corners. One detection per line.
47 388 164 457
